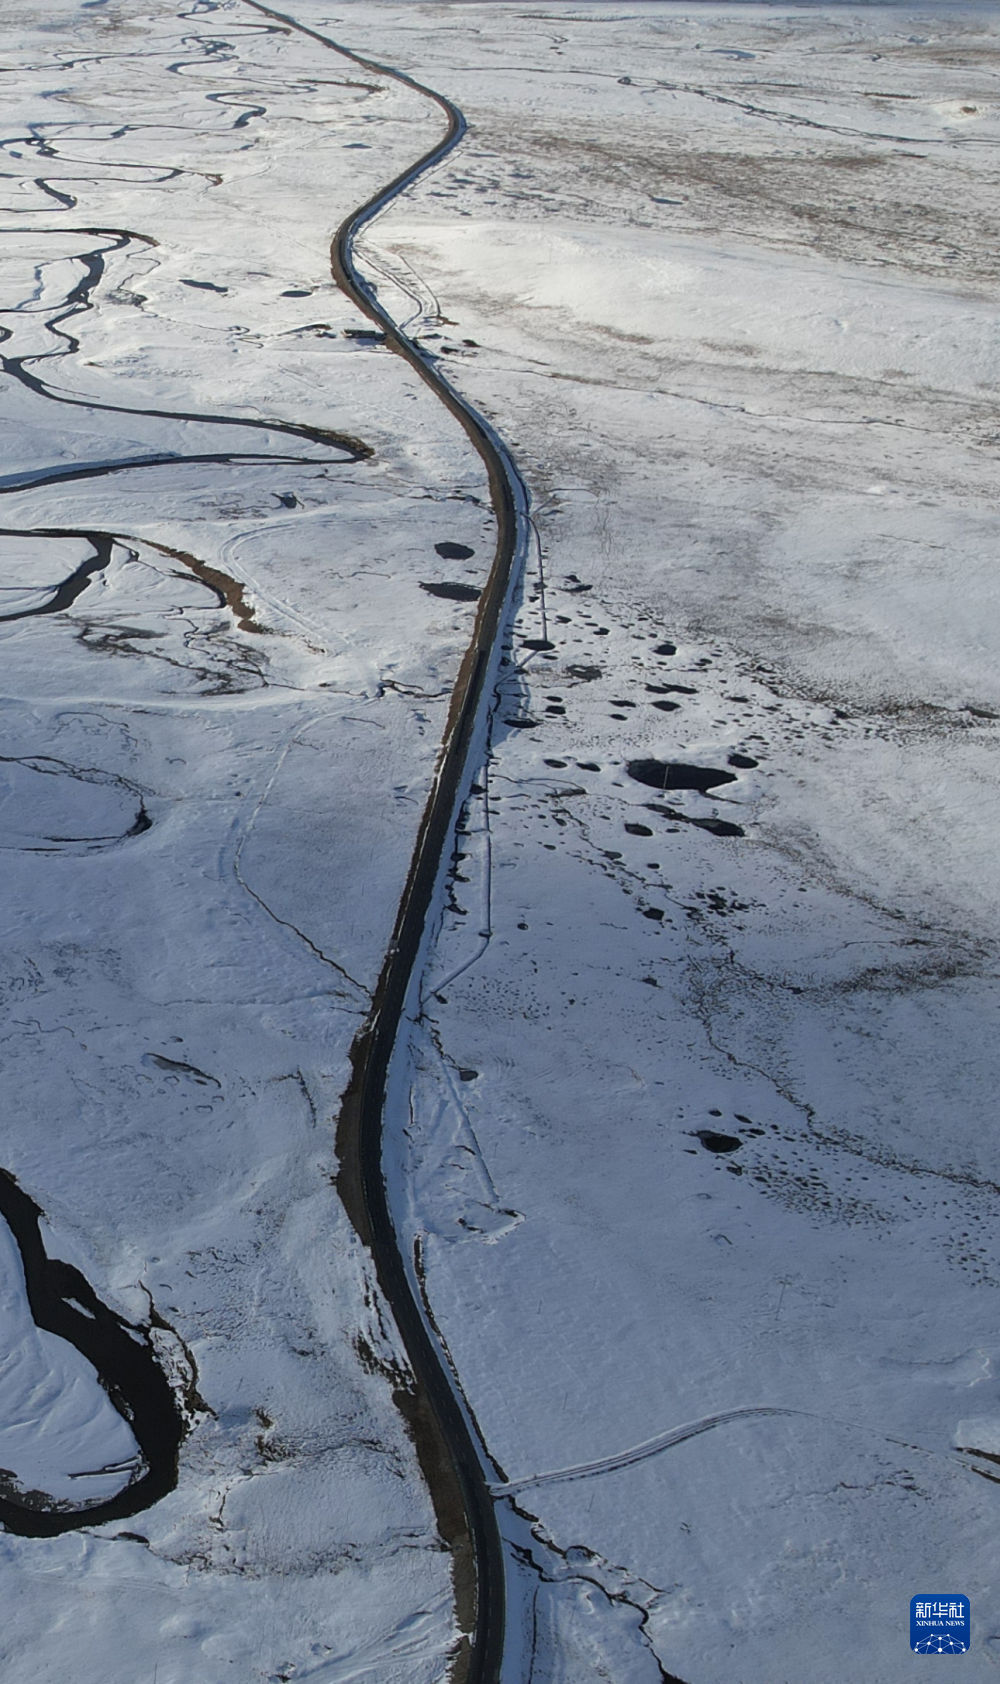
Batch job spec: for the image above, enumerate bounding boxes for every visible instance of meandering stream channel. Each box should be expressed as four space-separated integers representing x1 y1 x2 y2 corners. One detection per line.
0 3 526 1679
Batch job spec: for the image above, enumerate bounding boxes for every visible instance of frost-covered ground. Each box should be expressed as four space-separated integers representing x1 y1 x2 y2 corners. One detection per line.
302 3 999 1680
0 2 485 1678
3 1 1000 1681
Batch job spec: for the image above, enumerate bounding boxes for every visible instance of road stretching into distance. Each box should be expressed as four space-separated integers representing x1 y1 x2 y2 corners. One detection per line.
246 6 530 1680
0 4 693 1673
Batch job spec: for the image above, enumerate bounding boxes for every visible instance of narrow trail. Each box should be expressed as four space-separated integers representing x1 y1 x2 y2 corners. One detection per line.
244 6 530 1682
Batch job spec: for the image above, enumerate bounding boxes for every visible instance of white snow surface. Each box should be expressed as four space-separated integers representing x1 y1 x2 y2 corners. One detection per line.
294 4 999 1682
2 1 1000 1682
0 1217 144 1506
0 2 481 1679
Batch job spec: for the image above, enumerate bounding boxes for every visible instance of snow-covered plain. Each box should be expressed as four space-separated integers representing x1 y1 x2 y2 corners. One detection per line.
303 4 999 1680
3 1 1000 1681
0 2 486 1678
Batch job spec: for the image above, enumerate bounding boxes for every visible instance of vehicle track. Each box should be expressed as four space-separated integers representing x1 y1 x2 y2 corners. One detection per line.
244 6 529 1681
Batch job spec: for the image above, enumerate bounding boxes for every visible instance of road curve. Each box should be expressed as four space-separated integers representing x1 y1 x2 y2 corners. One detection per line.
245 7 527 1681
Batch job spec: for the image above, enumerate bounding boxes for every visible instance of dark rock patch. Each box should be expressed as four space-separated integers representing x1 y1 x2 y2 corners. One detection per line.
434 541 475 560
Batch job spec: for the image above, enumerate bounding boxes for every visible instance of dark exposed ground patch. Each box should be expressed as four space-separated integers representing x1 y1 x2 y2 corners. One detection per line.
491 121 1000 287
142 1053 220 1087
421 580 481 602
696 1129 743 1154
435 540 475 560
646 802 745 838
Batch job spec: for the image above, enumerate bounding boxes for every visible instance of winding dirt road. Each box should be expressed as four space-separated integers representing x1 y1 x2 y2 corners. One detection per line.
246 6 530 1680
